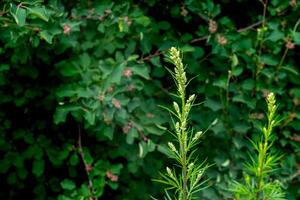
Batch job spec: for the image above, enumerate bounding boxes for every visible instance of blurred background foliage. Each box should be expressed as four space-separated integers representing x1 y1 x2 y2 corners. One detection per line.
0 0 299 199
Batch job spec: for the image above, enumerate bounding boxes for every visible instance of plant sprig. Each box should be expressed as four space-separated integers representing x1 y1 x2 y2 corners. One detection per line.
230 93 285 200
154 47 210 200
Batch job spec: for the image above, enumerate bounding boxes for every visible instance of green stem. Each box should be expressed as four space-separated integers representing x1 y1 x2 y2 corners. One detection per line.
277 47 288 71
180 93 188 200
256 104 273 198
258 0 268 57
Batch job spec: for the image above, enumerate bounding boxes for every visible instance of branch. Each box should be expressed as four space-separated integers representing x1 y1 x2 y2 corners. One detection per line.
237 20 263 32
78 126 94 200
190 20 264 44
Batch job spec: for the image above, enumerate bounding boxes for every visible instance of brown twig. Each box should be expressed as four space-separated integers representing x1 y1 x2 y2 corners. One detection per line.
190 20 264 44
190 35 209 44
237 20 264 32
78 126 94 200
138 50 163 63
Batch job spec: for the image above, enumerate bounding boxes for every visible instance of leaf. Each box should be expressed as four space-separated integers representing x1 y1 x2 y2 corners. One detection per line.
79 53 91 69
84 111 96 125
232 94 256 109
231 54 239 67
204 98 222 111
281 66 299 75
293 32 300 45
69 153 79 166
131 65 150 79
32 159 45 177
27 6 49 22
0 64 9 72
261 55 278 66
39 30 54 44
135 16 151 27
126 128 138 144
61 179 76 190
241 79 255 90
232 66 243 76
53 105 82 124
213 77 227 89
267 30 284 42
103 126 114 140
110 63 125 84
13 7 27 26
59 64 80 77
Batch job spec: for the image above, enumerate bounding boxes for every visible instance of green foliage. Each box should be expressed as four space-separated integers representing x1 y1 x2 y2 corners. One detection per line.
230 93 285 199
0 0 299 199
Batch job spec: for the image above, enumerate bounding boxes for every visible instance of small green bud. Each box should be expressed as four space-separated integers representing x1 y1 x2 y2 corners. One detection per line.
192 131 203 141
173 102 180 115
196 172 203 183
211 118 218 126
267 92 276 107
187 94 195 103
175 122 180 133
166 167 173 178
188 162 194 170
168 142 178 154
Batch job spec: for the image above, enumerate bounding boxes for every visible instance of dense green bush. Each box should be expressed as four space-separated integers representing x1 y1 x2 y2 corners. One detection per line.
0 0 299 199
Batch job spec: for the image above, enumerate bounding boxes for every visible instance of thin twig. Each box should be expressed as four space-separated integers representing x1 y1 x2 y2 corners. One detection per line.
190 35 209 44
78 126 94 200
190 20 264 44
138 50 163 63
237 20 264 32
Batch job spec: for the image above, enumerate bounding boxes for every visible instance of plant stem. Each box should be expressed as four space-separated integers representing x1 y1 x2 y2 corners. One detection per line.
277 47 288 71
256 93 273 198
180 88 188 200
258 0 268 57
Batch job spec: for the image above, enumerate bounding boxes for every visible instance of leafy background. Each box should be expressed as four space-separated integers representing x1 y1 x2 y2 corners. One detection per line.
0 0 299 199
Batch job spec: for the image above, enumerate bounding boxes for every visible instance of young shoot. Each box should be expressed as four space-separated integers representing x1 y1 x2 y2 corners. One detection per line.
154 47 209 200
230 93 285 200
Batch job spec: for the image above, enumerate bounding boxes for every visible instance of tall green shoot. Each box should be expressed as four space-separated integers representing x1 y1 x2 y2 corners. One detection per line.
154 47 210 200
230 93 285 200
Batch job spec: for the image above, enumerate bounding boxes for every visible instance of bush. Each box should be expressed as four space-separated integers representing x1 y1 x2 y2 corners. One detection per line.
0 0 299 199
